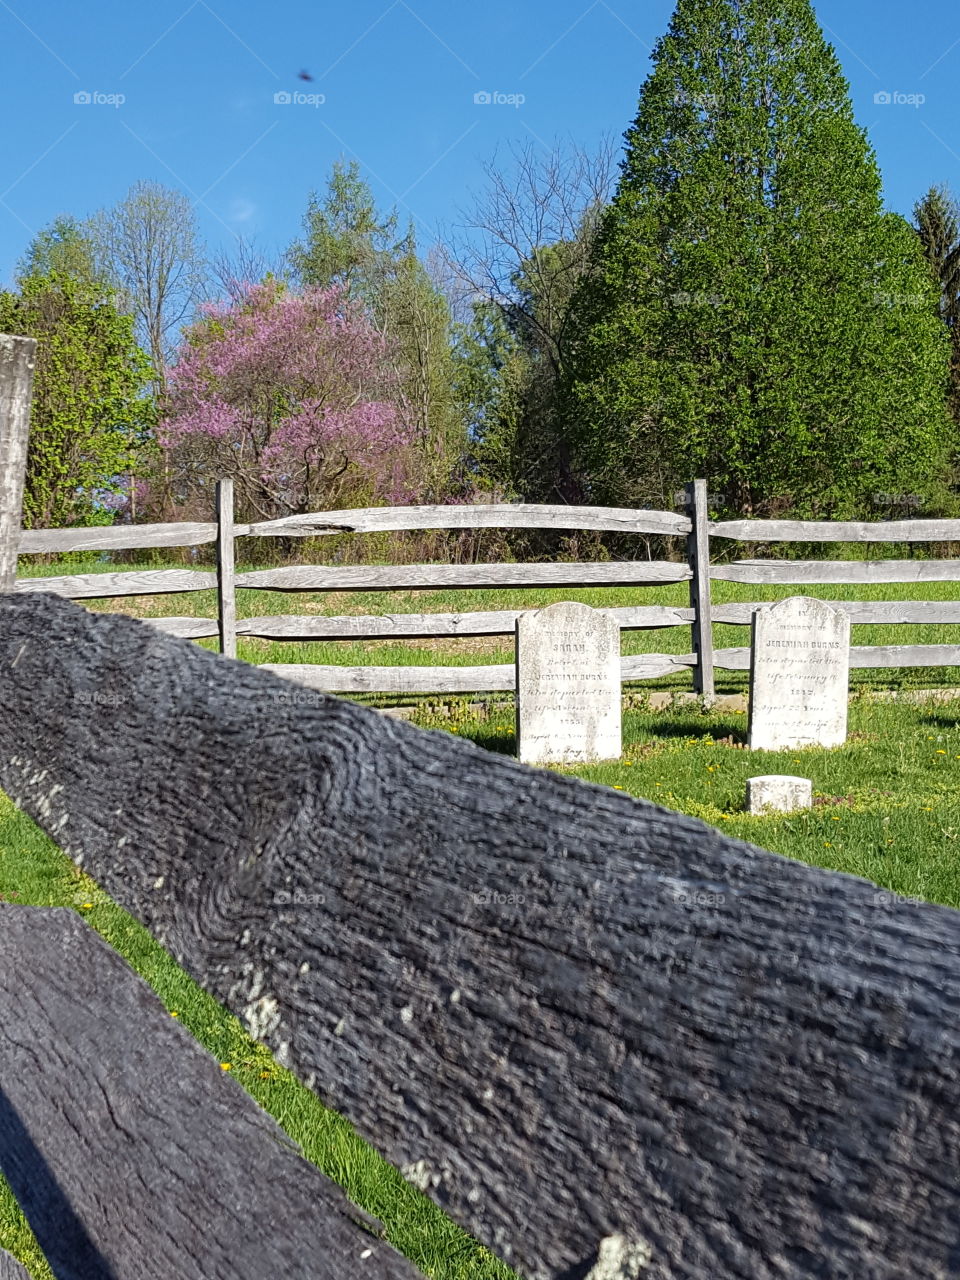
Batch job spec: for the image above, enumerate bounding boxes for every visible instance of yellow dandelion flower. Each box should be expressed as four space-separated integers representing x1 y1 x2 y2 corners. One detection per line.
259 1071 272 1079
612 785 624 790
81 903 93 909
824 842 832 847
170 1011 179 1018
220 1062 232 1071
937 750 947 755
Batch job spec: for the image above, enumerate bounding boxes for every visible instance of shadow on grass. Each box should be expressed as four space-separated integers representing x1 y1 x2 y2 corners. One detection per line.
917 710 960 729
628 719 747 744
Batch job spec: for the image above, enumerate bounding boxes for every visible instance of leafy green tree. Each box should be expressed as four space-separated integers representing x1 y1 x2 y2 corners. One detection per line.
915 184 960 428
290 162 467 499
15 216 105 293
452 298 525 494
288 160 397 306
0 270 153 528
564 0 953 518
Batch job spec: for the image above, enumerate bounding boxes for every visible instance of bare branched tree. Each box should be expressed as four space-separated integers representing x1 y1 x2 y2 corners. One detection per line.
208 235 282 304
443 135 619 371
91 181 207 397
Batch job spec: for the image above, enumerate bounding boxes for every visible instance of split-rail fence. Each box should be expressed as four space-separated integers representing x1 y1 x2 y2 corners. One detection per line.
11 476 960 698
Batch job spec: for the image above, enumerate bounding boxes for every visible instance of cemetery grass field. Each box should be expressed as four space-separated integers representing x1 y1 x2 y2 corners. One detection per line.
2 694 960 1275
4 561 960 1275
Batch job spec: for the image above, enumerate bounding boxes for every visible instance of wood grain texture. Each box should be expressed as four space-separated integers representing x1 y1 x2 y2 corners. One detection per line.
686 480 714 697
0 334 36 591
710 600 960 625
711 559 960 584
217 479 237 659
17 522 218 553
140 616 219 639
3 595 960 1280
0 905 419 1280
245 503 691 538
236 604 695 640
0 1250 31 1280
13 569 218 598
236 561 692 592
711 517 960 542
259 653 692 693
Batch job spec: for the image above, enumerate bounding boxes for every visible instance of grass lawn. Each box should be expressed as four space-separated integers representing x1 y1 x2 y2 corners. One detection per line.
3 559 960 1275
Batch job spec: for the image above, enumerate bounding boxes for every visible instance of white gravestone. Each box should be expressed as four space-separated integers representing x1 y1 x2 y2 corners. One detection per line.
748 596 850 750
516 602 622 765
746 775 813 814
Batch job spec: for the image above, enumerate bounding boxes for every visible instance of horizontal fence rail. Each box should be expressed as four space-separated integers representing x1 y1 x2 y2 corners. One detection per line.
711 517 960 542
18 521 219 553
245 502 692 538
235 561 692 592
711 559 960 584
3 594 960 1278
13 486 960 691
0 905 418 1280
14 569 218 598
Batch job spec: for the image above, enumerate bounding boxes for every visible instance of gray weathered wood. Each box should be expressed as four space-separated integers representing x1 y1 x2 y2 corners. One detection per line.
18 521 218 553
709 645 960 671
141 616 219 639
245 502 691 538
840 643 960 669
710 599 960 625
13 569 217 598
260 652 691 694
217 478 237 659
236 604 695 641
262 662 516 694
686 479 714 698
0 334 36 591
0 905 419 1280
711 559 960 584
237 561 692 593
0 1250 31 1280
711 517 960 542
5 594 960 1279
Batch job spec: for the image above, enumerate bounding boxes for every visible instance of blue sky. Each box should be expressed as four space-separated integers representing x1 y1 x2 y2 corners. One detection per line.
1 0 959 285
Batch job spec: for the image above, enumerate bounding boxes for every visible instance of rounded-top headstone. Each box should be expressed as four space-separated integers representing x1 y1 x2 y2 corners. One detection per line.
515 601 621 765
748 596 850 751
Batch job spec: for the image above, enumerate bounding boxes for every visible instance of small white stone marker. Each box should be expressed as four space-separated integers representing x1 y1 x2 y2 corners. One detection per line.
748 596 850 750
746 775 812 814
516 601 621 765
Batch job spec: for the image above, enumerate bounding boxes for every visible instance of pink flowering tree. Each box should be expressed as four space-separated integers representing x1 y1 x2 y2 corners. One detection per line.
159 280 418 521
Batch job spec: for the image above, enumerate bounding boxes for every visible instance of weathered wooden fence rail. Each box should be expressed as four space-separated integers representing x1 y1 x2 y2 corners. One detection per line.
0 906 414 1279
12 480 960 697
2 593 960 1278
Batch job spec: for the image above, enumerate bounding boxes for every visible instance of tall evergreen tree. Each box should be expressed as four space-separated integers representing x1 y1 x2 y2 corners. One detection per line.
915 184 960 429
564 0 953 518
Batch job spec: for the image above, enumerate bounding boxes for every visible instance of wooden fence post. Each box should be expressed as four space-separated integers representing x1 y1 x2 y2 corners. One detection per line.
686 478 715 699
0 335 36 592
216 478 237 659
